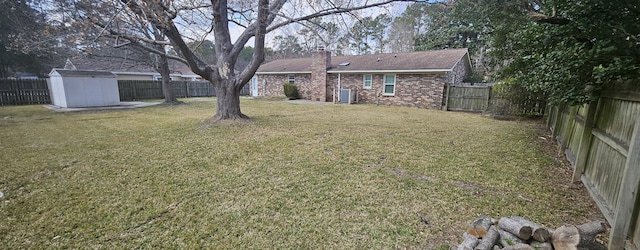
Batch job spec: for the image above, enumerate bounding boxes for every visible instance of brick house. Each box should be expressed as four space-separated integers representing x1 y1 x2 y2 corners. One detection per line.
253 48 471 109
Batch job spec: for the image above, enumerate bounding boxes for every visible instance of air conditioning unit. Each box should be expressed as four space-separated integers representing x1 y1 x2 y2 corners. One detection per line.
339 89 357 104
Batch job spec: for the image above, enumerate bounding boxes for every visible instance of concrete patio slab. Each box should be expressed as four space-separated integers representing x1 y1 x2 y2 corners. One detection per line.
44 102 162 112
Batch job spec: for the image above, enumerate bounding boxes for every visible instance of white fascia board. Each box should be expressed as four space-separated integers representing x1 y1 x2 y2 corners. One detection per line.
112 71 159 76
327 69 450 74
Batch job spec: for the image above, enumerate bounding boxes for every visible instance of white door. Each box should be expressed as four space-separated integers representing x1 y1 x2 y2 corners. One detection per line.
251 76 259 97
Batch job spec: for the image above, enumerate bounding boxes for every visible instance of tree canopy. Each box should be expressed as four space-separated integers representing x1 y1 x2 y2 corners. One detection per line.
0 0 57 77
501 0 639 104
408 0 639 104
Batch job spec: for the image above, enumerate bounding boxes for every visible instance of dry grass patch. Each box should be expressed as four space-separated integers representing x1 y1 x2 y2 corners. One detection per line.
0 98 602 249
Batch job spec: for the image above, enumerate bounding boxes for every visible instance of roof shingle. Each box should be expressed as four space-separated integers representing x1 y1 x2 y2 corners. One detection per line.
257 48 469 73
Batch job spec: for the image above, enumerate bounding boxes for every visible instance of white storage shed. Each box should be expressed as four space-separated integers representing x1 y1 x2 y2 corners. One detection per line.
48 69 120 108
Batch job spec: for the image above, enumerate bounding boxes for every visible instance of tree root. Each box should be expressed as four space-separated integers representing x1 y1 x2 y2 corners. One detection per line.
201 115 251 128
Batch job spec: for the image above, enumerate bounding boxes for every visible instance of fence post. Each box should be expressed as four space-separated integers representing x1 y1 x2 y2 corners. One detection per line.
132 82 137 101
609 116 640 250
545 103 555 129
572 100 599 182
485 86 491 111
545 103 551 128
442 85 450 111
181 81 185 98
12 80 21 105
558 106 578 155
552 104 564 138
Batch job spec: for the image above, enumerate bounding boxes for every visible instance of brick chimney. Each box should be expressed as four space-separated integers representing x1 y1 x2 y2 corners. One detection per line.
311 48 330 101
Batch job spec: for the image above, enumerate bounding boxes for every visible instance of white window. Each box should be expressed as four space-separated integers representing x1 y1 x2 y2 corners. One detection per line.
383 74 396 96
363 74 372 89
288 74 295 84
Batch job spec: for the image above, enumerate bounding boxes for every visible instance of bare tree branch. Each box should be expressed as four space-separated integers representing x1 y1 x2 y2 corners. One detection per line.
120 0 214 81
266 0 415 33
237 0 269 87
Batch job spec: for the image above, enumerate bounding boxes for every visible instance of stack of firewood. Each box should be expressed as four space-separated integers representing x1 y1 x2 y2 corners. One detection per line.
453 215 607 250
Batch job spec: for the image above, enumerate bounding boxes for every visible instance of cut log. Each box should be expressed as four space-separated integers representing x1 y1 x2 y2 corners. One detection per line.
467 215 494 238
509 216 552 242
502 243 535 250
474 226 499 250
532 227 553 242
456 232 480 250
552 225 579 249
498 229 523 248
530 241 553 250
551 221 607 250
498 217 532 240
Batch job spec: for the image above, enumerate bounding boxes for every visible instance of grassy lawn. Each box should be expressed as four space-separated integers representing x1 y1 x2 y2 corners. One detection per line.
0 98 602 249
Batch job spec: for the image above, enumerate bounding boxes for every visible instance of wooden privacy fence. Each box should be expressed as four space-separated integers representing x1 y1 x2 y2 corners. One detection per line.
547 81 640 250
443 85 491 112
118 80 250 101
0 79 251 105
443 83 546 115
0 79 50 106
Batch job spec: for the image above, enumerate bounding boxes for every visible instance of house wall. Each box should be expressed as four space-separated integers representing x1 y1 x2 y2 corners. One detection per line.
257 74 312 98
445 55 471 84
329 73 447 109
256 52 469 109
294 74 314 99
257 73 447 109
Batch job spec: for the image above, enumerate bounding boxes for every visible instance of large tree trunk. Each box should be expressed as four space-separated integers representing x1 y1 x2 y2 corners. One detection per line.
214 80 248 121
157 54 178 104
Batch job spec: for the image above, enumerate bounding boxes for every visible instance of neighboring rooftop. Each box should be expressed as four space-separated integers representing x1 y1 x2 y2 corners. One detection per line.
50 69 116 77
69 54 197 75
257 48 469 73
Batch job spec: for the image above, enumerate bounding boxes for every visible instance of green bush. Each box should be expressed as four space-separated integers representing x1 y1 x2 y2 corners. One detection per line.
283 83 299 100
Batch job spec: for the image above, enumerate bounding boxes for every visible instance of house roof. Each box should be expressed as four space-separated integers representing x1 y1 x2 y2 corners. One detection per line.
70 55 199 76
50 69 116 77
257 48 470 74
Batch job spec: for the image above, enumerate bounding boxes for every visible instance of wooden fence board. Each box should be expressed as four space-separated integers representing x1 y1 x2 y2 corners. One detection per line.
597 97 640 145
0 79 50 106
446 85 491 112
444 84 547 115
445 85 490 112
566 120 584 165
572 101 598 182
584 137 627 218
549 81 640 249
610 116 640 250
1 79 250 105
118 80 248 101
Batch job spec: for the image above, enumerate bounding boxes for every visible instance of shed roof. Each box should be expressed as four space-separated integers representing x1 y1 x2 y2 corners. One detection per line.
50 69 117 77
257 48 469 74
